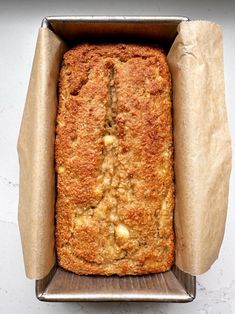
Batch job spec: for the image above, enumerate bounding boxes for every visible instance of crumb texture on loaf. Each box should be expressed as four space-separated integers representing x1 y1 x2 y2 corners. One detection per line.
55 43 174 275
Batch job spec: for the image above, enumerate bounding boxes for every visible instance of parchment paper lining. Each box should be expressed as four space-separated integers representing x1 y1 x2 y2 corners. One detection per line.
18 21 232 279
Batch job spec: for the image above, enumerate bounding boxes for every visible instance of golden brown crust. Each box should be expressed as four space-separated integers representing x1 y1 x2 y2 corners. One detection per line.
55 43 174 275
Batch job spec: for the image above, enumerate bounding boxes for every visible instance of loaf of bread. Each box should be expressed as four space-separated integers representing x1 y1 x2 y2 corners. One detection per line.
55 43 174 275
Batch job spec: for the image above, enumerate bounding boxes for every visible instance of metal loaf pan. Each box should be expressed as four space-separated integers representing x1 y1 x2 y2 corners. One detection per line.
36 15 195 302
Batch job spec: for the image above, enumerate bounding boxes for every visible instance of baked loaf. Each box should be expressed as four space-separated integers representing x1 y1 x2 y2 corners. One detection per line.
55 43 174 275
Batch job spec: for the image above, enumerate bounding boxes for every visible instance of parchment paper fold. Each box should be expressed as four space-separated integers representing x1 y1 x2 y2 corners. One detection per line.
18 28 66 279
167 21 232 275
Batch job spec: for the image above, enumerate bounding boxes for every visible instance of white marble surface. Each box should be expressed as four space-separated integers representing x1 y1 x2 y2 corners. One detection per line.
0 0 234 313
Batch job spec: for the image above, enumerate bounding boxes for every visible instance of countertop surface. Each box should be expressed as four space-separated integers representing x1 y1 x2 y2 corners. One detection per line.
0 0 234 313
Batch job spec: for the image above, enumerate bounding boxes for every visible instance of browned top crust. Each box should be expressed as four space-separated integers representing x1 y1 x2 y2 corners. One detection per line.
55 43 174 275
